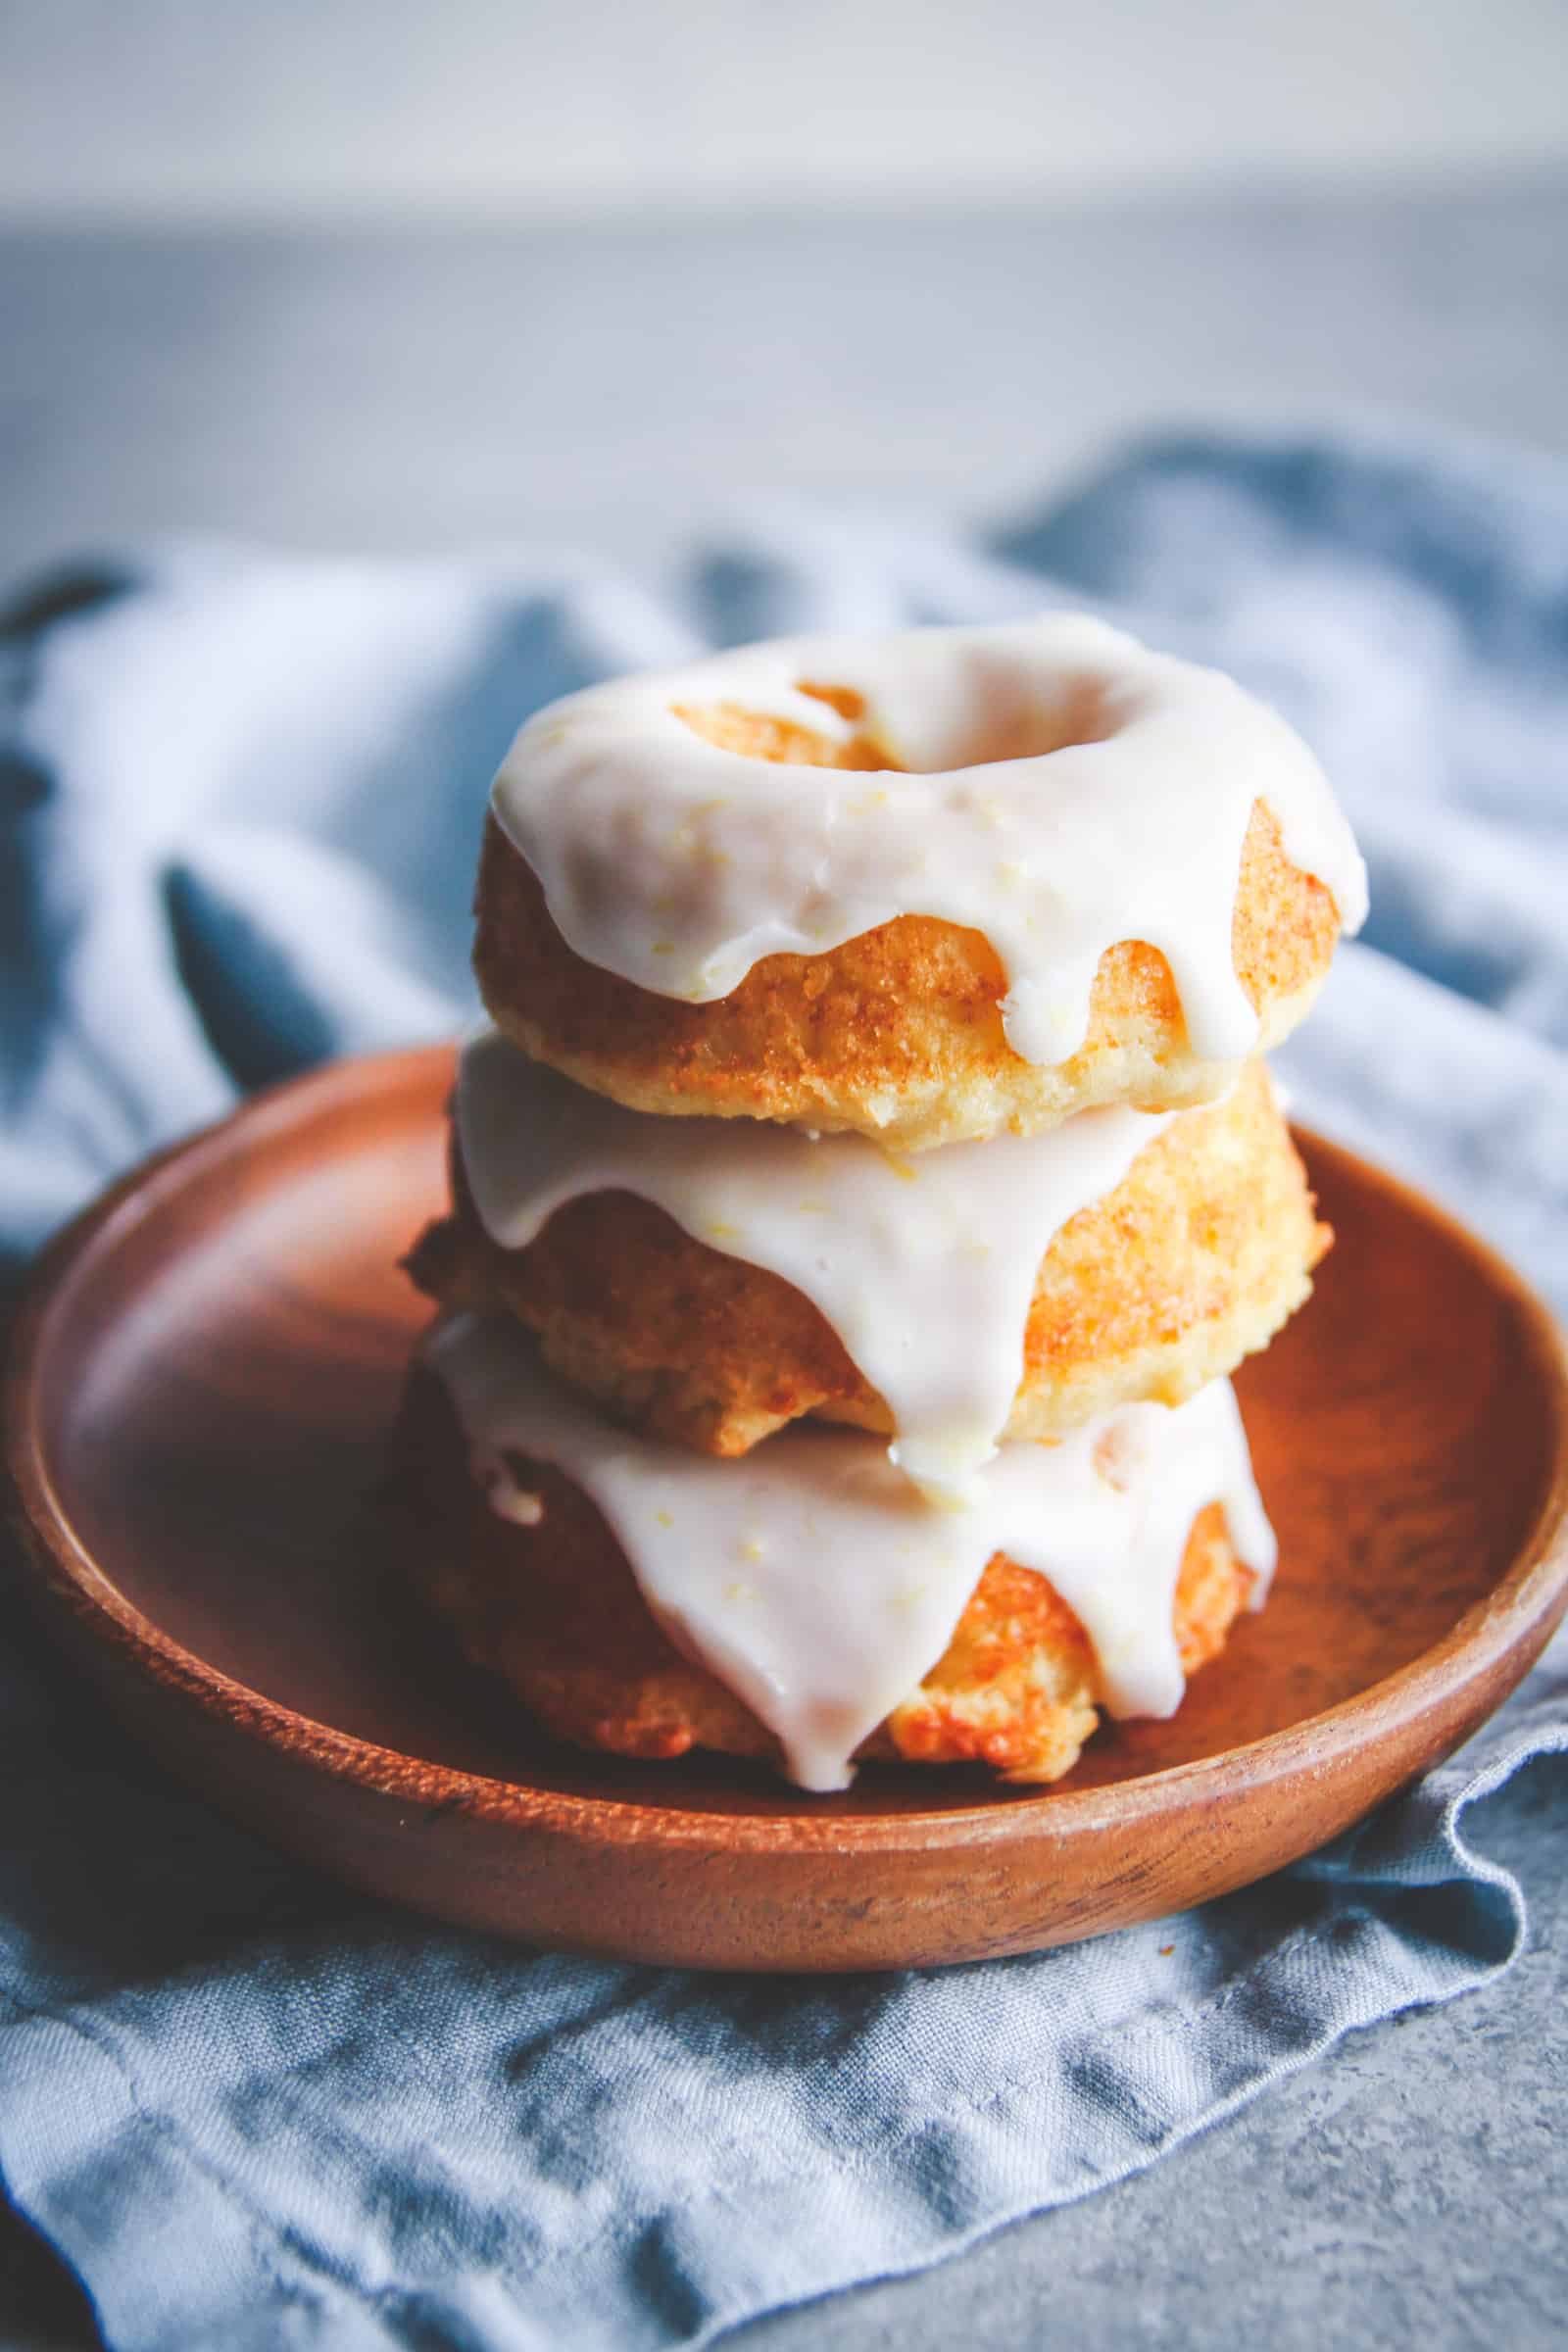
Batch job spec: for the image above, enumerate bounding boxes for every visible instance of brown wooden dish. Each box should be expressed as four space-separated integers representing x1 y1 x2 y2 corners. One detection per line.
8 1045 1568 1972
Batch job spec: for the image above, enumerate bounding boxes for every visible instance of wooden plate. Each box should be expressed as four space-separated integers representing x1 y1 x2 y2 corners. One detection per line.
9 1046 1568 1972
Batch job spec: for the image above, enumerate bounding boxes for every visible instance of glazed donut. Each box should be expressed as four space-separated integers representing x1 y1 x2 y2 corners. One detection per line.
400 1351 1258 1788
475 617 1365 1149
408 1048 1327 1488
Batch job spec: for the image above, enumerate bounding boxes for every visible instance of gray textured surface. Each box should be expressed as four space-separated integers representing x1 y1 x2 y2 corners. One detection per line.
4 175 1567 2348
750 1756 1568 2352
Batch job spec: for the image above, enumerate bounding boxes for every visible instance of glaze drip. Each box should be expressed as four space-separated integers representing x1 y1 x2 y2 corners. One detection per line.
490 615 1367 1076
425 1312 1277 1792
458 1025 1171 1503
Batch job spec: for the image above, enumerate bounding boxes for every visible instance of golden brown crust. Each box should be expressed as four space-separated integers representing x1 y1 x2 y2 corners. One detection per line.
406 1058 1329 1460
398 1363 1250 1785
473 693 1342 1146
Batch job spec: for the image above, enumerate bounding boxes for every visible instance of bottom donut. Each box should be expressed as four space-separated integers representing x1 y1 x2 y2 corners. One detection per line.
399 1314 1277 1791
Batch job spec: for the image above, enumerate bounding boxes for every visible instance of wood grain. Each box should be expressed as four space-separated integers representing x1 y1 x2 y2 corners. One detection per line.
8 1044 1568 1971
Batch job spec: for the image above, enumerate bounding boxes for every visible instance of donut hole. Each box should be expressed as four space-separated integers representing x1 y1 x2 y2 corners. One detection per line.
932 669 1120 767
673 668 1118 777
671 699 898 773
796 680 866 722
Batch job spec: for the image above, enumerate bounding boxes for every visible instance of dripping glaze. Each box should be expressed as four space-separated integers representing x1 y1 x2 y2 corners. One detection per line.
489 615 1367 1074
457 1025 1172 1505
424 1312 1277 1793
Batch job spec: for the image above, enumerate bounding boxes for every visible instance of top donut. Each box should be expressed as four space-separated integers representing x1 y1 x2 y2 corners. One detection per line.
474 616 1365 1149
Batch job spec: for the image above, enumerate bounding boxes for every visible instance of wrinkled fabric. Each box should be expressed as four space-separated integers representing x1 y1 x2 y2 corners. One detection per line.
2 428 1566 2352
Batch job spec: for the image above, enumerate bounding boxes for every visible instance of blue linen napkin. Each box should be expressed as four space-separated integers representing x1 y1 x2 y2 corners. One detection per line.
4 428 1568 2352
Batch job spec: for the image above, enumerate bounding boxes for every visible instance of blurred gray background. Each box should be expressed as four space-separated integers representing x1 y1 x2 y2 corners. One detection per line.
4 0 1568 577
8 0 1566 217
4 9 1568 2350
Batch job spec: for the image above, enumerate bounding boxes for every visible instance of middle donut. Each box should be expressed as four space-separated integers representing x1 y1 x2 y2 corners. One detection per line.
409 1030 1326 1505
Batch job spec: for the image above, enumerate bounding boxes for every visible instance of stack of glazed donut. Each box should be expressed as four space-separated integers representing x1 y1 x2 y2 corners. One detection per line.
404 617 1366 1791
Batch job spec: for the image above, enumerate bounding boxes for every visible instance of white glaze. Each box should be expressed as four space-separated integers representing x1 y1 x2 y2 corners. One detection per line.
424 1312 1277 1792
490 616 1367 1076
458 1025 1171 1504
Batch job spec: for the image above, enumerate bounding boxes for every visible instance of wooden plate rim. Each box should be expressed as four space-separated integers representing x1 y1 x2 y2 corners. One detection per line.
9 1044 1568 1858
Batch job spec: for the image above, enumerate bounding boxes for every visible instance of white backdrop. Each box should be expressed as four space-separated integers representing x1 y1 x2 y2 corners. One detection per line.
3 0 1566 222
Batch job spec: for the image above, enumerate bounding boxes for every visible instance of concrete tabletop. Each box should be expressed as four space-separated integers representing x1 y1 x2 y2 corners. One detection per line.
4 174 1566 2348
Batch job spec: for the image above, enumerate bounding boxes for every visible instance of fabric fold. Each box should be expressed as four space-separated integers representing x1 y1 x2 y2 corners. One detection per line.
3 427 1567 2351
